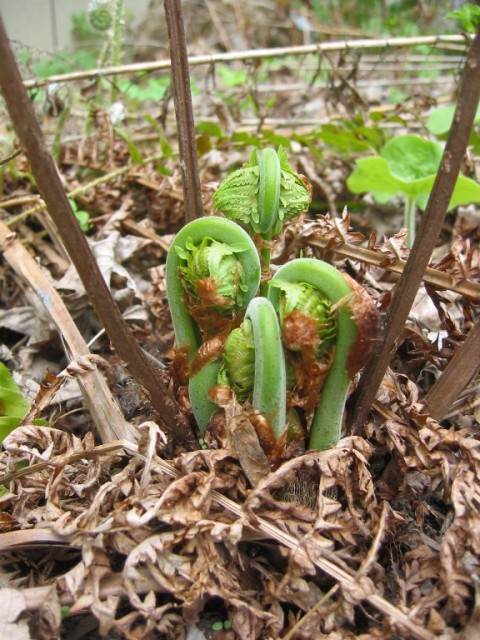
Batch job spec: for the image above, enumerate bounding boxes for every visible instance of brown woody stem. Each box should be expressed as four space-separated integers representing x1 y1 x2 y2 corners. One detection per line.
164 0 204 222
0 16 195 450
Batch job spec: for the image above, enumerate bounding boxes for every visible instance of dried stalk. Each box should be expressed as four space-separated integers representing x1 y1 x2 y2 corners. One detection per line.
307 235 480 301
423 320 480 420
6 152 165 227
0 16 195 450
0 221 137 443
350 27 480 431
22 35 467 90
0 441 131 486
163 0 203 222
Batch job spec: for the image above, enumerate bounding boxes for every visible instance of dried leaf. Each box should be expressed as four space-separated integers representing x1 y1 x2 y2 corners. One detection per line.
0 588 32 640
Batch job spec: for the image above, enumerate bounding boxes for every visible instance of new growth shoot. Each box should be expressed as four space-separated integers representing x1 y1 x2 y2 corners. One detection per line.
166 147 379 461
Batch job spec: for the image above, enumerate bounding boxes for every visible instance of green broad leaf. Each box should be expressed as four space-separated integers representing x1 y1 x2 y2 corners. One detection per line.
0 363 29 442
416 174 480 211
118 77 169 103
68 199 92 232
231 131 262 147
262 130 292 149
370 111 385 123
196 121 224 138
427 103 480 137
381 135 442 182
349 134 480 212
196 134 212 156
348 135 441 203
347 155 435 201
427 104 455 136
446 3 480 32
143 115 173 158
446 174 480 209
317 124 372 154
217 65 247 87
347 156 422 198
75 210 93 233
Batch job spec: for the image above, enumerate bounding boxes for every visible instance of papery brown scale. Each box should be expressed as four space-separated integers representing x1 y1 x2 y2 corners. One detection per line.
342 274 382 379
176 385 192 415
203 408 228 449
288 350 333 413
299 172 313 198
171 346 191 385
191 332 228 375
194 277 235 309
282 310 334 412
283 310 320 352
208 384 234 407
184 292 239 340
249 411 286 468
310 211 365 251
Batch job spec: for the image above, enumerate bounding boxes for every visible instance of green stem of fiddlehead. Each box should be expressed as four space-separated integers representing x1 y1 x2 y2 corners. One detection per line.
268 258 360 451
166 217 261 431
245 297 287 439
218 296 288 461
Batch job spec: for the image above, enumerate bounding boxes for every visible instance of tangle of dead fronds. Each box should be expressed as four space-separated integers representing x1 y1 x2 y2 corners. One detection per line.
0 395 479 639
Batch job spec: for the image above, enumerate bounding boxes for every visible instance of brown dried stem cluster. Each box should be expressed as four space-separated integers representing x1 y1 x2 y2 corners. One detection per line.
0 15 196 451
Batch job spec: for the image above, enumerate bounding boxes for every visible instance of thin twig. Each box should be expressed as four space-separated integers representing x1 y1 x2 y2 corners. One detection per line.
0 148 22 167
5 151 165 227
163 0 203 222
423 320 480 421
0 440 133 485
350 27 480 432
307 235 480 300
281 585 340 640
0 16 196 450
22 35 468 90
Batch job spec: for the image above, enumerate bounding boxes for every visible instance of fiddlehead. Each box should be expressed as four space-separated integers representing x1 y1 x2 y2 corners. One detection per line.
166 216 261 431
218 296 291 462
213 147 311 239
269 258 379 450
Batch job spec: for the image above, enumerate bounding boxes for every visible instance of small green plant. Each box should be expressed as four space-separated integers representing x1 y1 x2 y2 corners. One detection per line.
212 619 232 632
347 134 480 247
427 103 480 153
68 198 93 233
315 115 388 156
0 363 29 443
446 3 480 33
87 0 115 32
166 148 379 459
60 606 71 620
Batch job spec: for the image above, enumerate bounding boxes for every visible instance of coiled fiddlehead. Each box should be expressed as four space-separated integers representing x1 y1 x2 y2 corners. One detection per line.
269 258 379 450
166 217 261 431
